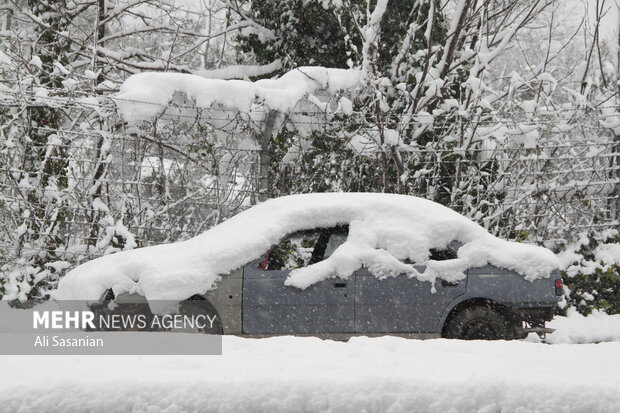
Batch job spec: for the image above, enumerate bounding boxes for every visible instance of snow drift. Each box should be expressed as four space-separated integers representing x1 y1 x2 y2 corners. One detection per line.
54 193 558 301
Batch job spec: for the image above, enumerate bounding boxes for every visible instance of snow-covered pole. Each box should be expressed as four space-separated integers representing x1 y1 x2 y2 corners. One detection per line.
616 4 620 224
85 0 109 249
360 0 390 191
360 0 389 83
96 0 107 84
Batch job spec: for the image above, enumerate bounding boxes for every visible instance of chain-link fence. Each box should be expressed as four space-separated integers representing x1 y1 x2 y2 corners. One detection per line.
1 98 619 278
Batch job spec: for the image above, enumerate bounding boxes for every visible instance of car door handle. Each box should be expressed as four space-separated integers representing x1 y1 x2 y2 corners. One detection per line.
333 282 347 288
441 280 459 287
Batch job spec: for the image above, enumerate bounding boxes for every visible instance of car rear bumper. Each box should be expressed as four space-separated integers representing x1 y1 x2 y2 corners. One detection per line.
510 305 557 338
511 305 556 323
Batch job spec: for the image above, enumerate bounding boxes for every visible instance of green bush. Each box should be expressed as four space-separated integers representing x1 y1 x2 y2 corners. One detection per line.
560 231 620 316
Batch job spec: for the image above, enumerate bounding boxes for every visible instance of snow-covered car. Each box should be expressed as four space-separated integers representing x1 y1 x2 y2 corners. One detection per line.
55 193 562 340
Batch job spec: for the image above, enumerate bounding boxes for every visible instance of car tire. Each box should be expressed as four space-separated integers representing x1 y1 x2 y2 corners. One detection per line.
443 305 516 340
177 296 223 335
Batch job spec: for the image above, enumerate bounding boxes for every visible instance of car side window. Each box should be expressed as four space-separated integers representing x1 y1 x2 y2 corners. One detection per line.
429 248 457 261
262 225 349 271
403 241 461 264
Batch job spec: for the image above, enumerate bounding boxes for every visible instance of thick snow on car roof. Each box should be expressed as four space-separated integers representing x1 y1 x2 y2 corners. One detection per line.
54 193 558 301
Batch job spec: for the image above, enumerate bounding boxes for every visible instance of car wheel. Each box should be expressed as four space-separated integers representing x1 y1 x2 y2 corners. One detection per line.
176 296 223 335
444 305 515 340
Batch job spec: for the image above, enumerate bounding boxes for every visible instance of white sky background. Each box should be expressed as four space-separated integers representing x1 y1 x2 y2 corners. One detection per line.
562 0 617 59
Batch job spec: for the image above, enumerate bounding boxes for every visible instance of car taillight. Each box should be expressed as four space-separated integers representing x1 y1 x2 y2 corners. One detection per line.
554 279 564 296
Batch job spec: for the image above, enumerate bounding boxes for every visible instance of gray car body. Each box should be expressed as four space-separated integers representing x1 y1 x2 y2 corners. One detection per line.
201 256 560 339
107 230 560 338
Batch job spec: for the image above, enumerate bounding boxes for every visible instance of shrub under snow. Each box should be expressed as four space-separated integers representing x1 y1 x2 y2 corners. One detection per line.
558 230 620 316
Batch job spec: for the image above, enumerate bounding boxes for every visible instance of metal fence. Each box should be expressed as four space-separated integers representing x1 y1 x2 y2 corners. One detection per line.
0 100 619 273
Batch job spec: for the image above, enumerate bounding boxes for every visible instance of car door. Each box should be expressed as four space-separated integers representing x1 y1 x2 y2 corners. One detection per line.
242 226 353 334
355 245 467 333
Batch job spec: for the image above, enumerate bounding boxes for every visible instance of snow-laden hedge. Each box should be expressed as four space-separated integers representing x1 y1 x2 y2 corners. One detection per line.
558 230 620 316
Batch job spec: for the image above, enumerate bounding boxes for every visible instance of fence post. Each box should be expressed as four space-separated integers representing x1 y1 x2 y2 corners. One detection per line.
615 130 620 226
616 12 620 226
258 110 278 202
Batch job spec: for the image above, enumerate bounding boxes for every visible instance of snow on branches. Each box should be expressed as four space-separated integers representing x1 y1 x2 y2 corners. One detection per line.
115 66 362 122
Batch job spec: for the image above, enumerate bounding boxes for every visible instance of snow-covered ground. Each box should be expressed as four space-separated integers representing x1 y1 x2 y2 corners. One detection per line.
1 311 619 413
529 308 620 345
